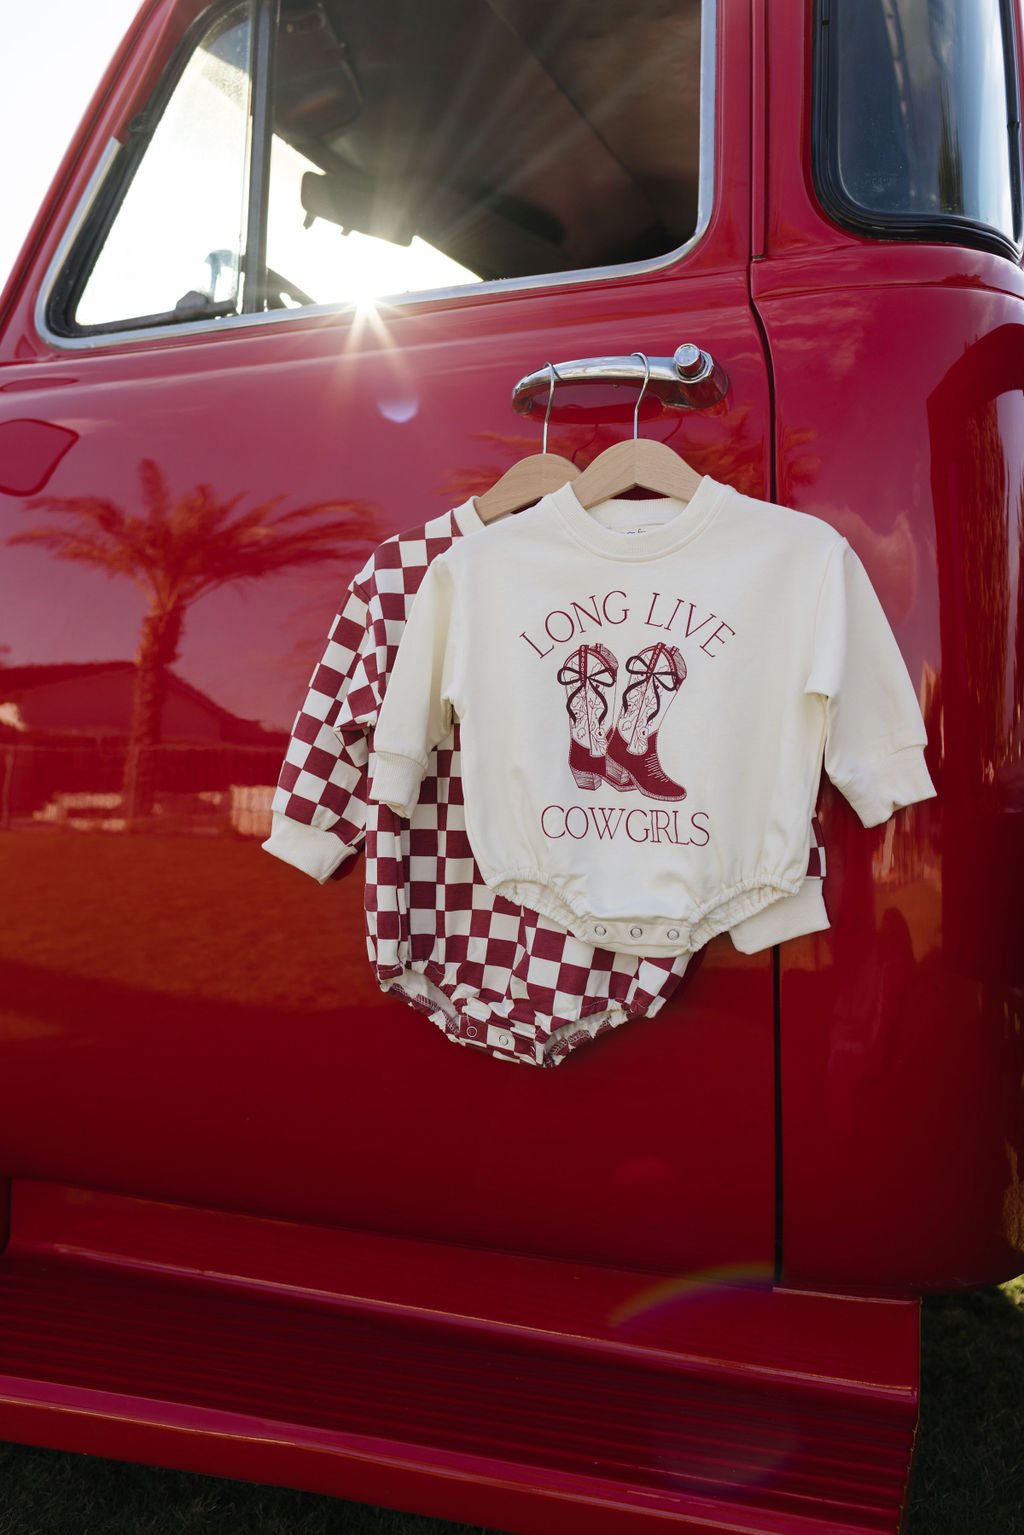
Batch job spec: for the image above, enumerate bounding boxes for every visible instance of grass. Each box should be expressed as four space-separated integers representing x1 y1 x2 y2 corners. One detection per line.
0 1445 498 1535
905 1277 1024 1534
0 1282 1019 1535
0 1446 497 1535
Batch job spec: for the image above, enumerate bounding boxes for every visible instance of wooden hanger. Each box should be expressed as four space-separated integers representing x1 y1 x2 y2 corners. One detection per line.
473 363 579 523
572 352 703 510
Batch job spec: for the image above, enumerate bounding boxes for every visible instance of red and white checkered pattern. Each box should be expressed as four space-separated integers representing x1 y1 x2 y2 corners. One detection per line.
272 524 461 852
272 506 825 1067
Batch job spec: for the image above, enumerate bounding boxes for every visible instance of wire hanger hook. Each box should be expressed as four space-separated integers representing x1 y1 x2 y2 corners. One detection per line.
631 352 651 440
542 361 559 454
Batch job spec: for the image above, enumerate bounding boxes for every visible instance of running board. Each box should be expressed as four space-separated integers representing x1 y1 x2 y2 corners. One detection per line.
0 1181 919 1534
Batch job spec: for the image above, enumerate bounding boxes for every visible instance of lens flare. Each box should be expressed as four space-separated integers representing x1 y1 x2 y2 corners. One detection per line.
608 1262 775 1327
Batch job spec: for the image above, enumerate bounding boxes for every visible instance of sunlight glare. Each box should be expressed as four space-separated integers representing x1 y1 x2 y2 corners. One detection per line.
270 132 480 308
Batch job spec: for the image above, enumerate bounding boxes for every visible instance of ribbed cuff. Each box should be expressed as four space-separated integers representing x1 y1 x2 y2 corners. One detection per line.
730 878 829 954
838 746 936 829
370 751 424 817
262 813 356 884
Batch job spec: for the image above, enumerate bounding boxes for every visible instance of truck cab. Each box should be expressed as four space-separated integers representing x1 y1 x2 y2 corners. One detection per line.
0 2 1021 1531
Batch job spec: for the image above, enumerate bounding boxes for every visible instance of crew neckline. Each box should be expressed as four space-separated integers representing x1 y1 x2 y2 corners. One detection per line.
453 498 486 536
546 475 727 560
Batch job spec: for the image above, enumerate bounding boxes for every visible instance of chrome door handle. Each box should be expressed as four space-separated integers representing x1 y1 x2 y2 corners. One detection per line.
511 344 728 414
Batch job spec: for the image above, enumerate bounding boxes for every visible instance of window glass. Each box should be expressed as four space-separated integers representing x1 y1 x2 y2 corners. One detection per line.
264 0 703 308
822 0 1018 245
260 0 703 307
65 0 704 330
74 4 253 328
265 131 477 309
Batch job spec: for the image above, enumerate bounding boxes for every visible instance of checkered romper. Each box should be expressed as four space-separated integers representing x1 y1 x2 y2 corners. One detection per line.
268 503 826 1066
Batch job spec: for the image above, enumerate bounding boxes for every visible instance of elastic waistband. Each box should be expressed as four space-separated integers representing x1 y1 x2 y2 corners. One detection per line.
490 871 803 956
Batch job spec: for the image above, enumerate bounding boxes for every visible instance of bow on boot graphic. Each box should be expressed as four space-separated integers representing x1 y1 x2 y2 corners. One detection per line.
557 642 687 801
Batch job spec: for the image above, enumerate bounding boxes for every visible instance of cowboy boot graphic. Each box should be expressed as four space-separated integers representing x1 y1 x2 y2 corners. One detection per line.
604 642 687 800
556 643 619 790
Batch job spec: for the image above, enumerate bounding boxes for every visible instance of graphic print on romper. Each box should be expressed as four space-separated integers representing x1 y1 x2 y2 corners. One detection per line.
557 643 619 789
558 641 688 802
604 642 688 801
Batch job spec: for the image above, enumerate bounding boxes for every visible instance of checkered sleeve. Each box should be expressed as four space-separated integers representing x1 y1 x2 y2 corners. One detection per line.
263 569 376 884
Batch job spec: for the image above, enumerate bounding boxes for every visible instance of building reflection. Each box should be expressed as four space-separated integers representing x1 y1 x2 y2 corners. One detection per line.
0 659 287 837
3 457 381 831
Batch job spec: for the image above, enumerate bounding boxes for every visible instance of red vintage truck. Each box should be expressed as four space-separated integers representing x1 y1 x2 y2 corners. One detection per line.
0 1 1021 1531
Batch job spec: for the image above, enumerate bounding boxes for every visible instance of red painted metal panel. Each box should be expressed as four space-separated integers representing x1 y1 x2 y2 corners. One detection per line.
8 1182 920 1401
754 0 1024 1290
0 0 777 1278
754 275 1024 1290
2 0 1021 1523
0 1181 919 1535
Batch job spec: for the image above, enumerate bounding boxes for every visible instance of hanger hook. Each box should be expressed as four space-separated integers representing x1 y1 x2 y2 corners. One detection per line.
542 361 559 454
631 352 651 440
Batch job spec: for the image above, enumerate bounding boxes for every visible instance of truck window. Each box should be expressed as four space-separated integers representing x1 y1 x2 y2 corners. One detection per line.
53 0 708 336
74 3 254 330
814 0 1022 254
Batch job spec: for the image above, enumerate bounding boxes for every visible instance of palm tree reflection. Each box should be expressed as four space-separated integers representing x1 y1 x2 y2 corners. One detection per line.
9 460 379 819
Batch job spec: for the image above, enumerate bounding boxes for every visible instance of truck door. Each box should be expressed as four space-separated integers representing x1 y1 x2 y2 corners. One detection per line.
753 0 1024 1289
0 0 778 1276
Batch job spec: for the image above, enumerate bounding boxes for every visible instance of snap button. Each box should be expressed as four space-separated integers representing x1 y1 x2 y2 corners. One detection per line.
498 1033 513 1048
667 928 680 940
630 926 643 938
466 1025 478 1038
594 924 607 937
